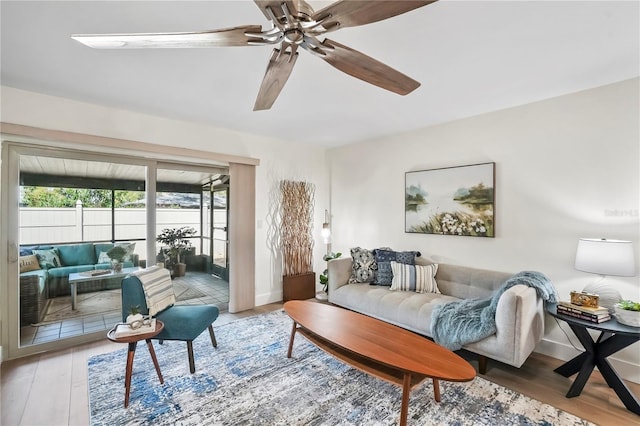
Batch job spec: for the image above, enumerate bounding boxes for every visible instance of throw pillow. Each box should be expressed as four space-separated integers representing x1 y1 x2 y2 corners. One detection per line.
390 262 440 293
133 266 176 316
117 242 136 262
32 248 62 270
19 255 41 273
373 249 420 286
97 251 111 264
348 247 377 283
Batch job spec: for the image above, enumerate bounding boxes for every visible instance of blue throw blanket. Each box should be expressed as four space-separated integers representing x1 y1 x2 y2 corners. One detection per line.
431 271 558 351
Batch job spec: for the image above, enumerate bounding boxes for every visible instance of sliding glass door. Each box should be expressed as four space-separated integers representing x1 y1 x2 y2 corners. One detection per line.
4 143 230 359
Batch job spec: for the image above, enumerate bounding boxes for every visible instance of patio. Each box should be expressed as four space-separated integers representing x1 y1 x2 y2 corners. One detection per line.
20 271 229 346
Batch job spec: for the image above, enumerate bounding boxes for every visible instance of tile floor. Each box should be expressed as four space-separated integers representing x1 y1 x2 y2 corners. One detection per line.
20 271 229 347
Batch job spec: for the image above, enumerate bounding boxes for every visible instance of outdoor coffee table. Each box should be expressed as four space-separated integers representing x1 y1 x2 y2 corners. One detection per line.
284 300 476 426
68 267 140 310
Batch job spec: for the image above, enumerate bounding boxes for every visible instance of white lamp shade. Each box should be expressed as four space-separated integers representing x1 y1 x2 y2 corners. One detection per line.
575 238 636 277
321 223 331 243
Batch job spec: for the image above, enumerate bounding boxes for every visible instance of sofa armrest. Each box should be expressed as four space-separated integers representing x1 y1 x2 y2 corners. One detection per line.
493 284 545 367
328 257 352 294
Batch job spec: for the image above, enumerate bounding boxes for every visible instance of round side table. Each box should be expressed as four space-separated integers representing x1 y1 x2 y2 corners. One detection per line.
107 319 165 408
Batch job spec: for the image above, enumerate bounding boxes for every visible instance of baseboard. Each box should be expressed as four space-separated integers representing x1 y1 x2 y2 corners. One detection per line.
255 291 283 308
536 337 640 384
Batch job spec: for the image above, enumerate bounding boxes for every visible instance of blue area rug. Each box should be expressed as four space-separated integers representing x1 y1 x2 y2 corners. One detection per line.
88 310 592 425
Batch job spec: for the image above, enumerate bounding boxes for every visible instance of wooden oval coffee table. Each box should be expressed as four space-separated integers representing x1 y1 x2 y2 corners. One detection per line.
284 300 475 426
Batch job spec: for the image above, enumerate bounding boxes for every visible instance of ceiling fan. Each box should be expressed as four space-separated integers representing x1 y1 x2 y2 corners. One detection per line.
72 0 438 111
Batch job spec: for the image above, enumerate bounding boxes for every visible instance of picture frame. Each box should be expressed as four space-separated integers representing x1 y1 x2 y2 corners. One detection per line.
405 162 495 237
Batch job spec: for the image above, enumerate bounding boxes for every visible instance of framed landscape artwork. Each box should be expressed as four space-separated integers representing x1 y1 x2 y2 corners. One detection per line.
405 162 495 237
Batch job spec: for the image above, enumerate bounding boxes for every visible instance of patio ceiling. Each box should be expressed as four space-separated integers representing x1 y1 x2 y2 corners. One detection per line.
19 155 228 190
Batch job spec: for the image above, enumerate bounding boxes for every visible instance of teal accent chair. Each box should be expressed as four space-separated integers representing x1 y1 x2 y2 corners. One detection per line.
121 275 219 373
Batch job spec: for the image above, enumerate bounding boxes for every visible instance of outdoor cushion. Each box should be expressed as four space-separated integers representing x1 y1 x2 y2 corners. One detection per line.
56 243 96 266
19 255 41 273
20 269 48 281
94 243 115 261
46 264 94 278
32 248 62 269
94 261 135 270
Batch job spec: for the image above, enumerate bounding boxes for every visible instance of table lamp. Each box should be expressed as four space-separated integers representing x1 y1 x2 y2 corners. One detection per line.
574 238 636 313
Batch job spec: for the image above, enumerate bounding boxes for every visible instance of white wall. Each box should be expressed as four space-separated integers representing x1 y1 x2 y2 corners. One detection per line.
328 78 640 382
0 86 330 308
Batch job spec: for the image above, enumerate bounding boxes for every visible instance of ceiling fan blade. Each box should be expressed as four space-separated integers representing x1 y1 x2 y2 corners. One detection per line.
313 0 437 31
71 25 263 49
319 39 420 95
254 48 299 111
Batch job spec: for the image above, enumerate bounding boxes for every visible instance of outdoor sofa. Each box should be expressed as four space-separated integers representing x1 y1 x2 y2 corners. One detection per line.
19 242 138 325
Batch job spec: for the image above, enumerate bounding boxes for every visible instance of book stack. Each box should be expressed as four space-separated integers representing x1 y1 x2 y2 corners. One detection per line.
557 301 611 323
113 318 157 338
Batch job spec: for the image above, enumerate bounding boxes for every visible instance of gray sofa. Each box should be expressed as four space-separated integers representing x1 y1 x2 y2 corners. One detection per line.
328 256 545 373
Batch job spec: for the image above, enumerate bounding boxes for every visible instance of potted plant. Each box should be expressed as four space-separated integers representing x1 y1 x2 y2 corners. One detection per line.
107 245 128 272
319 251 342 294
614 300 640 327
157 226 196 277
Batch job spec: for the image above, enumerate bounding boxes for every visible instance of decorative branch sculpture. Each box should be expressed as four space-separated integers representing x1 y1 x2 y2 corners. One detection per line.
280 180 315 276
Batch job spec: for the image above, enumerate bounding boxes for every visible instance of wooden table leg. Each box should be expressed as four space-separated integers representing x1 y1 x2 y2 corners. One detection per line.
124 341 138 408
400 372 411 426
432 378 441 402
146 339 164 384
287 321 297 358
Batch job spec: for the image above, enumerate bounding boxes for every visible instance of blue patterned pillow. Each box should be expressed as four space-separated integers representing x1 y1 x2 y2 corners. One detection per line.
373 249 420 285
32 248 62 269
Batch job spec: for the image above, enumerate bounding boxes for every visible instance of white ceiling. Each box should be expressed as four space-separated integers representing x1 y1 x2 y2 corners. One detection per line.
1 1 638 148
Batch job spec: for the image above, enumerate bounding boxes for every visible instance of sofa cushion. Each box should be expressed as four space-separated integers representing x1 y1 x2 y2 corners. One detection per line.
330 283 460 337
56 243 96 266
390 262 440 293
32 248 62 269
19 255 41 273
97 251 111 264
46 264 95 278
373 249 419 285
94 243 114 261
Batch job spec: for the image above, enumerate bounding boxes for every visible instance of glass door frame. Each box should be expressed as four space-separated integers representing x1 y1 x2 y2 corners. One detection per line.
210 184 229 280
3 143 157 359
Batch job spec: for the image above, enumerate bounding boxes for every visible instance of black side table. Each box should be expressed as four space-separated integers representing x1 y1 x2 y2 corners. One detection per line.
546 303 640 415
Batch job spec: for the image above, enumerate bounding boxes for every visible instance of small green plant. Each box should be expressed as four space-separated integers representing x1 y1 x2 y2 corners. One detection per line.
107 245 128 263
319 252 342 292
617 300 640 311
129 305 141 315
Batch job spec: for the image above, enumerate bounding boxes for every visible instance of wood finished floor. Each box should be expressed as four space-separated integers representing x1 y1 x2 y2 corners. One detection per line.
2 302 639 426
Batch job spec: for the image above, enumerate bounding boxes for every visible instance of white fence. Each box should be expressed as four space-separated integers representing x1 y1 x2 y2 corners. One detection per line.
19 203 227 262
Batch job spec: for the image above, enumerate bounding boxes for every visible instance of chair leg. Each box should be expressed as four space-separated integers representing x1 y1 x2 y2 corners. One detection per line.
208 324 218 348
187 341 195 374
